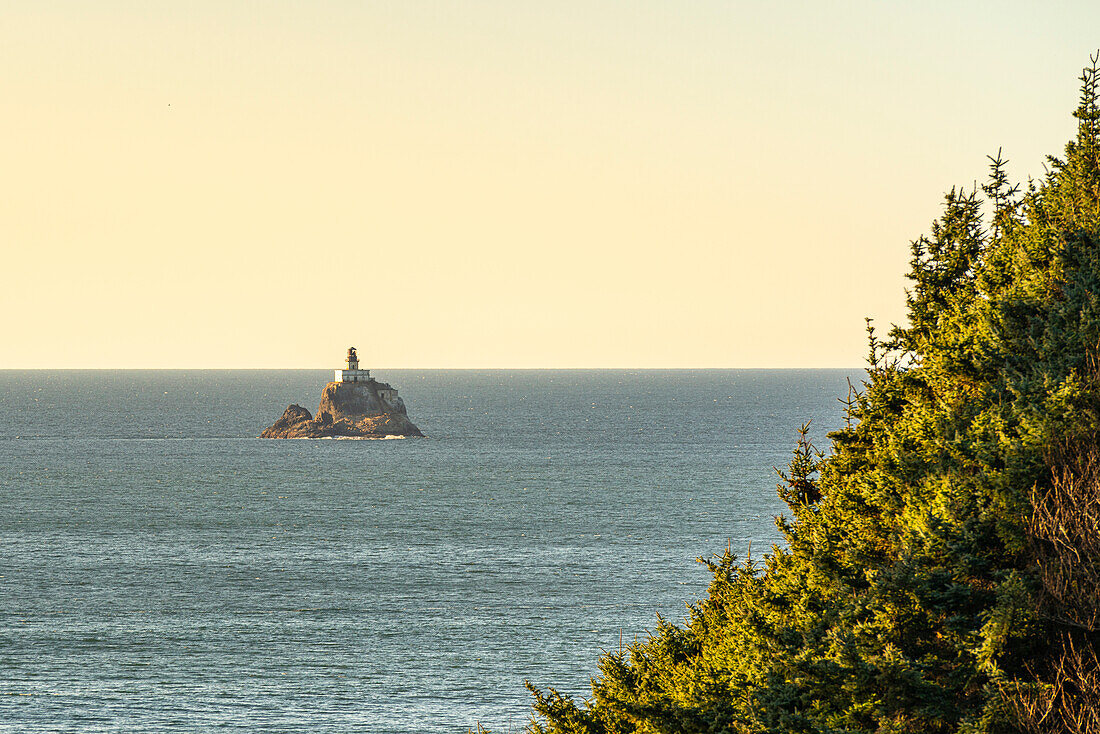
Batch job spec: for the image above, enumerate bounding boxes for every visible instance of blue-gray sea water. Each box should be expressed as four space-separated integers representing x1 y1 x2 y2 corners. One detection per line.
0 369 858 733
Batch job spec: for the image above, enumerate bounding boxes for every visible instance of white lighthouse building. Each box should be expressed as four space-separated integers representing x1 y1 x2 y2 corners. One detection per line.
335 347 371 383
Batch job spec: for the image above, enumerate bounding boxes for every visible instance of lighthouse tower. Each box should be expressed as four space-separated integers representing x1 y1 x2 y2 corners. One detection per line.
335 347 371 383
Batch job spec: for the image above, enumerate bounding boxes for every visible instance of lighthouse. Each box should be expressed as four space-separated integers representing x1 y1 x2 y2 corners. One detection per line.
334 347 371 383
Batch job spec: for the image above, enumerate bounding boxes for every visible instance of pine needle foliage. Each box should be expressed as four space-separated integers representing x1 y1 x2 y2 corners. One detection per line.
524 55 1100 734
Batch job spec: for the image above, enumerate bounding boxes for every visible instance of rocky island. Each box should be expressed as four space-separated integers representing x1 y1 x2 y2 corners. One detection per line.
261 348 423 438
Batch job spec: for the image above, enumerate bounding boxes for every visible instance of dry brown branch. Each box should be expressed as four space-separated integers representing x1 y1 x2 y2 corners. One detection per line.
1009 420 1100 733
1008 632 1100 734
1032 439 1100 632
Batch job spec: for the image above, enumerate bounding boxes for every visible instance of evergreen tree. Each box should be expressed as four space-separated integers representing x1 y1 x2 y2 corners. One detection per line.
524 54 1100 734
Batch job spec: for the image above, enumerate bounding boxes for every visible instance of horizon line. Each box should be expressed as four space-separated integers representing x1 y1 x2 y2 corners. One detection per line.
0 365 867 371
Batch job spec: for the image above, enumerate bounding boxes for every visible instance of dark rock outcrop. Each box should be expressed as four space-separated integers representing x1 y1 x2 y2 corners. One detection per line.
262 404 316 438
261 380 423 439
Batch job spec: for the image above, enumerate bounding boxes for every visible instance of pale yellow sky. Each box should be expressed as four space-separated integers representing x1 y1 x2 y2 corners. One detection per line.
2 1 1097 368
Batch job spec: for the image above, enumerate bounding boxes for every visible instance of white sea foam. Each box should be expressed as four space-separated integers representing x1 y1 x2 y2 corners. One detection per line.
312 434 410 440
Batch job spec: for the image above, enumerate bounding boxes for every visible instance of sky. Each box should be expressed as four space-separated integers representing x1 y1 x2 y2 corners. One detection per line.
3 1 1100 368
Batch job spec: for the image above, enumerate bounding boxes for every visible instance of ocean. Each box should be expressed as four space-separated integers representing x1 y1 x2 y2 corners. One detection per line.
0 369 857 733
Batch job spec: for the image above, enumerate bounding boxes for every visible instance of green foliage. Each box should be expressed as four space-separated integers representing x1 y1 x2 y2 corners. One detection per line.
524 55 1100 734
